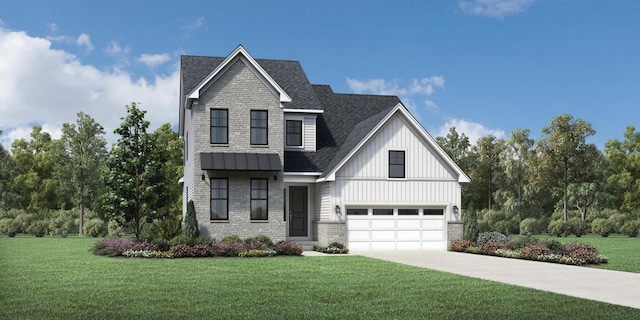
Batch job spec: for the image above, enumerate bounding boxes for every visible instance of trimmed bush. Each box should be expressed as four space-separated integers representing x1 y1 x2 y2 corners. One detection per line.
607 213 629 233
568 218 590 237
183 200 199 240
154 214 182 241
0 218 20 237
480 241 507 255
520 218 543 236
547 220 570 237
541 239 564 253
449 239 476 252
84 218 107 237
107 219 125 237
476 231 508 247
27 220 49 237
620 220 640 237
591 218 616 237
246 234 274 247
275 241 303 256
507 235 538 250
169 235 193 247
520 242 552 260
562 242 600 264
14 213 35 233
49 214 75 237
494 219 518 236
314 242 349 254
221 235 242 244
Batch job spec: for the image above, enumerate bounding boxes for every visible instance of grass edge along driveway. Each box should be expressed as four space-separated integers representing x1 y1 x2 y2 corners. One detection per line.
1 236 639 320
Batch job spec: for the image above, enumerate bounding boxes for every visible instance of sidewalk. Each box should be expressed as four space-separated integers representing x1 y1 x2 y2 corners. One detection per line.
352 250 640 309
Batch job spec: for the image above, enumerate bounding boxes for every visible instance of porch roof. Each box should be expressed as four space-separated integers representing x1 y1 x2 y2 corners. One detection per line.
200 152 282 171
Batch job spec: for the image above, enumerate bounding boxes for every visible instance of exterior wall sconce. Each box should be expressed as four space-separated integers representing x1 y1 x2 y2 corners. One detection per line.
453 205 459 215
335 205 341 215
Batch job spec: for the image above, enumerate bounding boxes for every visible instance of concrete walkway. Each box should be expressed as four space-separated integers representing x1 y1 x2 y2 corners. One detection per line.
351 251 640 310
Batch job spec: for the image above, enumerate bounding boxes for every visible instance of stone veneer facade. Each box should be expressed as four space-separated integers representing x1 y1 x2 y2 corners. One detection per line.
190 59 286 242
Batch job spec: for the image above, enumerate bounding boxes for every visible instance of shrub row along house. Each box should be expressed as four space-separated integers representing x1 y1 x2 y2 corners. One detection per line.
179 45 470 250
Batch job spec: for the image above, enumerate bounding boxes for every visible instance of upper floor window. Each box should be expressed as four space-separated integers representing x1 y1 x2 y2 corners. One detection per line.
250 178 268 220
210 178 228 220
286 120 302 146
389 150 405 178
211 109 228 144
250 110 268 145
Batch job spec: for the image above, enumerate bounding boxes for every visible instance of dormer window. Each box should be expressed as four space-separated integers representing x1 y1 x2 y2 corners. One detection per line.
286 120 302 147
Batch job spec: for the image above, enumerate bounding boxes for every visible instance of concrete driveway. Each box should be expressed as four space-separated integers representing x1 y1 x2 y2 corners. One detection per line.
353 251 640 310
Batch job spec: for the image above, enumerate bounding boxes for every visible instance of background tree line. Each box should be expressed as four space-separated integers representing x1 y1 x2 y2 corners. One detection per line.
437 114 640 240
0 103 184 240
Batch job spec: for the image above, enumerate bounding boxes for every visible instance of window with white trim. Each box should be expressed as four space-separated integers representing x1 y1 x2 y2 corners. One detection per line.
389 150 405 178
286 120 302 146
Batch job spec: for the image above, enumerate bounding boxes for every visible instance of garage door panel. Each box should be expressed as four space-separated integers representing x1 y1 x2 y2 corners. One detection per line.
348 230 370 240
371 219 394 229
397 230 420 240
371 230 395 239
397 220 420 228
348 220 370 229
422 230 445 240
422 219 444 229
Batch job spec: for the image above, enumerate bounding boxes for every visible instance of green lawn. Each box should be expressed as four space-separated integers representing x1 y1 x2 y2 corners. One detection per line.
532 234 640 273
1 236 639 319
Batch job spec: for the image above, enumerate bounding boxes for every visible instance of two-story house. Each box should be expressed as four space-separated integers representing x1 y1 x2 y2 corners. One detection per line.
179 45 470 250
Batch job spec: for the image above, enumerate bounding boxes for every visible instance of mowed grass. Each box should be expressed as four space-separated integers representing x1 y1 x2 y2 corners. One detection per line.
533 234 640 273
1 236 639 319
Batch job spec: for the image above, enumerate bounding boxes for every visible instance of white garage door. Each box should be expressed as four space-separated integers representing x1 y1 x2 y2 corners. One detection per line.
346 208 446 250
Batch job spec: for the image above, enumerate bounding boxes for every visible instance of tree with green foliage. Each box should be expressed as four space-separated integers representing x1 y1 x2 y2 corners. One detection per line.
436 127 473 172
495 129 539 227
536 114 599 222
184 200 199 239
470 135 505 210
152 123 183 216
57 112 107 235
101 103 169 240
0 129 17 210
605 126 640 213
11 126 65 212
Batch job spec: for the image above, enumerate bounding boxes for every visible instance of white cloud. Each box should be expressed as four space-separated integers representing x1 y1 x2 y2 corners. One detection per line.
0 27 179 151
436 118 505 146
46 23 57 33
105 40 131 67
424 100 438 111
75 33 93 51
459 0 535 18
182 17 206 32
137 53 171 67
347 77 444 96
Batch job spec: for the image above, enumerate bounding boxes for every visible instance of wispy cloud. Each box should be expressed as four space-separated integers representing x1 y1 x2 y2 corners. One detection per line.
75 33 93 51
181 17 206 39
105 40 131 67
459 0 536 18
137 53 171 67
435 118 505 145
44 23 93 51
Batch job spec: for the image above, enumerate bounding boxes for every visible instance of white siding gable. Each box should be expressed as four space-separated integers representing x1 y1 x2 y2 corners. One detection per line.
284 114 317 152
337 114 457 181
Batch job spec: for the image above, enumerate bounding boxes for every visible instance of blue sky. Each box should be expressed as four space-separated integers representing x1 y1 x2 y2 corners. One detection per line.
1 0 639 150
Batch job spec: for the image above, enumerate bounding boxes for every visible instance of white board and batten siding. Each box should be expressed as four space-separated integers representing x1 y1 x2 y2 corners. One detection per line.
334 113 461 250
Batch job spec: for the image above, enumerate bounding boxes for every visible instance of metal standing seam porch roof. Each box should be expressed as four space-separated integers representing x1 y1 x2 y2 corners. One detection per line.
200 152 282 171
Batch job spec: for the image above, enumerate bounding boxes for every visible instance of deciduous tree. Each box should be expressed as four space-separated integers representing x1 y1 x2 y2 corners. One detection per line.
605 126 640 213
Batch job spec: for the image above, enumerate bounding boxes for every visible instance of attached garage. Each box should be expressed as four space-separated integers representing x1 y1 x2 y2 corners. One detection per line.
346 208 446 250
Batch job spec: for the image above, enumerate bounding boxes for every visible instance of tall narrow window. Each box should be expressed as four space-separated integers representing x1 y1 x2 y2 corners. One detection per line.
286 120 302 146
250 179 268 220
210 109 228 144
250 110 268 145
210 178 228 220
389 150 405 178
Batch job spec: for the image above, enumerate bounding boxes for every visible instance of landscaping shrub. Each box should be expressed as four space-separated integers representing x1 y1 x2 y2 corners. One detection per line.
620 220 640 237
83 218 107 237
153 214 182 241
547 220 570 237
480 241 507 255
151 238 171 252
26 219 49 237
507 235 538 250
14 213 35 233
561 242 600 264
195 235 213 244
91 237 158 257
275 240 303 256
494 220 518 235
314 242 349 254
49 214 75 237
0 218 20 237
476 231 508 247
591 218 616 237
520 218 543 236
463 202 479 241
183 200 199 240
107 219 125 237
449 239 476 252
244 240 271 251
123 249 174 258
246 234 275 247
520 242 552 260
607 213 629 233
494 249 520 258
169 234 193 247
567 217 590 237
221 235 242 244
541 239 564 253
239 249 277 257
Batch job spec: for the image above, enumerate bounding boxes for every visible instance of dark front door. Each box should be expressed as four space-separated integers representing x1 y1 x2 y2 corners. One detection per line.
289 186 308 237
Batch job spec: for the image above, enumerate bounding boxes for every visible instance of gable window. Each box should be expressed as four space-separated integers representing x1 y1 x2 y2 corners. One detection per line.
286 120 302 146
210 178 228 220
250 110 268 145
210 109 228 144
389 150 405 178
251 179 268 220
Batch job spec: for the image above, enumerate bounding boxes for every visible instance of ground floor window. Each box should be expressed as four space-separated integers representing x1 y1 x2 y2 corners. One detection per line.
251 178 268 220
210 178 228 220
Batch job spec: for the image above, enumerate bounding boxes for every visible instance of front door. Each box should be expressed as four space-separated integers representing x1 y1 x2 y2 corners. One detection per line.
289 186 308 237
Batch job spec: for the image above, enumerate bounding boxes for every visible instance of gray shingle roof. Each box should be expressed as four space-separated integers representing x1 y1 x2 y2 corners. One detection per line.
180 54 401 175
